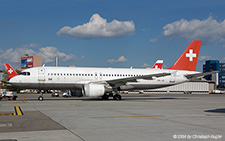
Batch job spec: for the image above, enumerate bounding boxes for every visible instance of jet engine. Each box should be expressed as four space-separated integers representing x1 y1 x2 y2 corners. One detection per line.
83 83 106 97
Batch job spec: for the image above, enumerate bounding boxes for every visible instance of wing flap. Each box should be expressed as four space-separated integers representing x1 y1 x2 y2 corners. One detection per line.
106 72 171 86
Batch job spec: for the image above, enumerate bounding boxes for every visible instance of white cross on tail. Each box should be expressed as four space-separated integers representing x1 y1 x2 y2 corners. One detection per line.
186 49 196 61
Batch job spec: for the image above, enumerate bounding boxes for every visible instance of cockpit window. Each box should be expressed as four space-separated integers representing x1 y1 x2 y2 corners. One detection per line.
19 72 30 76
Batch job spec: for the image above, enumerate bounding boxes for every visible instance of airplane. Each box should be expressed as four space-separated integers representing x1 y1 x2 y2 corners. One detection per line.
4 64 18 80
152 60 163 69
5 40 217 101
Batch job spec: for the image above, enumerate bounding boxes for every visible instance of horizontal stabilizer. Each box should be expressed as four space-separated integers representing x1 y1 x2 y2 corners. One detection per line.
185 71 219 79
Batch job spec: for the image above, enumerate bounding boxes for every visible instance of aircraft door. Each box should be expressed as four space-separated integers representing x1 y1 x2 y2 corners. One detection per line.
38 68 45 81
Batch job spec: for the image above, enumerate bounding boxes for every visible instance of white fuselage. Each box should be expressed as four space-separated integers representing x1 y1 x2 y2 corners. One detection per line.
9 66 198 91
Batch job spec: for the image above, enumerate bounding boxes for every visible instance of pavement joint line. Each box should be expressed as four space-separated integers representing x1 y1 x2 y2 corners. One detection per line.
72 104 82 107
89 115 165 119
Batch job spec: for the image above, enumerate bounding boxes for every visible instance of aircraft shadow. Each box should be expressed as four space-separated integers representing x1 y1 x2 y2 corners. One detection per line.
204 108 225 113
23 97 187 101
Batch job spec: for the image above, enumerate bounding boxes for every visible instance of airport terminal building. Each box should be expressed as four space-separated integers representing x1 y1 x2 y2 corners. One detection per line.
203 60 225 88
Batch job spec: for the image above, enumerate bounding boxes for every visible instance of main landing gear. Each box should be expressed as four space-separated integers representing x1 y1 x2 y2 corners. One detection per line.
102 91 122 101
113 94 121 100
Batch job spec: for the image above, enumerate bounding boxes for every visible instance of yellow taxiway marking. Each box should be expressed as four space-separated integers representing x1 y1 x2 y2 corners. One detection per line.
0 113 14 116
90 115 165 119
72 104 82 107
23 100 27 103
14 106 23 115
0 106 23 116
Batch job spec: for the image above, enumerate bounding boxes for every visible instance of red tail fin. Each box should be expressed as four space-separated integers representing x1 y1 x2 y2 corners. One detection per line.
152 60 163 69
4 64 18 80
168 40 201 71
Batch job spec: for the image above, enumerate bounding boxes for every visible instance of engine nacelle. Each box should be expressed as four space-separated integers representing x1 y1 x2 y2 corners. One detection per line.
83 83 105 97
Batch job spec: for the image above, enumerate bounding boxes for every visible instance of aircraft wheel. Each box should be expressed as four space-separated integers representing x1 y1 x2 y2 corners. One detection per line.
113 95 122 101
12 96 17 100
102 94 109 100
38 96 44 101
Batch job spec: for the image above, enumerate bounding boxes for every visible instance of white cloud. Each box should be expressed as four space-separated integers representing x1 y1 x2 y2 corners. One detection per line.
0 46 76 69
198 56 213 62
163 16 225 44
0 47 35 69
57 13 135 39
38 46 76 63
107 56 127 64
0 48 35 63
149 38 158 43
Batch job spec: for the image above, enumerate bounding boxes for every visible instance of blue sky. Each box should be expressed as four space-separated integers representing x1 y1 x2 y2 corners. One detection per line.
1 0 225 71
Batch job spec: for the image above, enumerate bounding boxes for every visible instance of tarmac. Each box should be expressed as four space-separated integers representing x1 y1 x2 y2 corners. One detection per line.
0 93 225 141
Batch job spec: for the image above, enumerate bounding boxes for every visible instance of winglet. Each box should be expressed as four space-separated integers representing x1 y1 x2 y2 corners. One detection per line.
4 64 18 80
168 40 202 71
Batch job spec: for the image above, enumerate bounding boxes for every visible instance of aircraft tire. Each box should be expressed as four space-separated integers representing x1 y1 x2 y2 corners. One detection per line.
12 96 17 100
113 95 122 101
38 96 44 101
102 94 109 100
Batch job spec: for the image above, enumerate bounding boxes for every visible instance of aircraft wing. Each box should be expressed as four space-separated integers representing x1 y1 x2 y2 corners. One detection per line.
185 71 219 79
106 72 171 86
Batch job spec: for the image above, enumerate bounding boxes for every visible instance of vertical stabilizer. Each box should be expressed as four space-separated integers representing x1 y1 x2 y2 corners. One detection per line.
4 64 18 80
152 60 163 69
168 40 201 71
